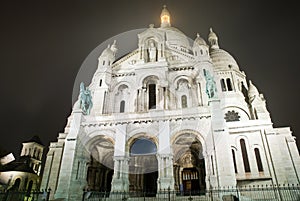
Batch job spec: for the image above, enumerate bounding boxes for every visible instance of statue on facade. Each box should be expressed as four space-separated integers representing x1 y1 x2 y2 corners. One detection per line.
204 69 217 98
79 82 93 115
148 41 157 62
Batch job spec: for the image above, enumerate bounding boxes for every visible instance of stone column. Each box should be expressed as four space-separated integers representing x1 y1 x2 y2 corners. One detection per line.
111 156 130 192
157 120 175 191
111 124 129 192
196 80 203 106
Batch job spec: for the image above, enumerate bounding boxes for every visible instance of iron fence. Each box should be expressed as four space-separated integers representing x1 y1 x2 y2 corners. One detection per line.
0 189 50 201
82 184 300 201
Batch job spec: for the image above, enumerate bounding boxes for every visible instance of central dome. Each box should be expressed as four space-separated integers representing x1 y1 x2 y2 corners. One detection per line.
158 26 191 48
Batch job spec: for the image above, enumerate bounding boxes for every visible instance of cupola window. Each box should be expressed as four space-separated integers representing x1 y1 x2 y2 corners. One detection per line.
226 78 233 91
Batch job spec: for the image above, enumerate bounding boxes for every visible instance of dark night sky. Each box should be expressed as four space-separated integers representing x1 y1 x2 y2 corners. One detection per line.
0 0 299 157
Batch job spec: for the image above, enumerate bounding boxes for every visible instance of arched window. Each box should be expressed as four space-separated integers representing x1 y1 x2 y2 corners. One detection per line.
240 139 251 172
148 84 156 109
130 138 157 155
181 95 187 108
195 51 197 56
120 100 125 113
220 79 226 91
103 60 105 65
232 149 238 173
99 79 102 87
33 148 37 158
13 178 21 190
254 148 263 172
226 78 233 91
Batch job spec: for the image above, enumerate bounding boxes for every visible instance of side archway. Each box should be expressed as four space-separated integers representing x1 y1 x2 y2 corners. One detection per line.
85 135 115 192
172 132 206 195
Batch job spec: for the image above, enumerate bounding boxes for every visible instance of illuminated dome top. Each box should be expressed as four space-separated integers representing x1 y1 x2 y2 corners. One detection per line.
160 5 171 27
158 5 190 48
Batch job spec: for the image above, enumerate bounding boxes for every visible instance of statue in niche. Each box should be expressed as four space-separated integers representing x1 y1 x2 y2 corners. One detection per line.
79 82 93 115
148 41 157 62
204 69 217 98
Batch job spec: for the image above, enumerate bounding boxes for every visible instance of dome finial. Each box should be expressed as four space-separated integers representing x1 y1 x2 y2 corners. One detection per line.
208 27 219 49
160 5 171 28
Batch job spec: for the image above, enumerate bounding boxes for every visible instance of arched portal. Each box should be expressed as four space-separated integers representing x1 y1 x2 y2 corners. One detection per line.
86 136 114 192
129 137 158 196
172 133 206 195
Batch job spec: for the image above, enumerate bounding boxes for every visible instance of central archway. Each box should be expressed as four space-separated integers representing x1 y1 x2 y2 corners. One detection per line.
129 137 158 196
172 133 206 195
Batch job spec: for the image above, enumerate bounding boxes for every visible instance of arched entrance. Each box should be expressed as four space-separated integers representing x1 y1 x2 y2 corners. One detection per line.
129 137 158 196
86 136 114 192
172 133 206 195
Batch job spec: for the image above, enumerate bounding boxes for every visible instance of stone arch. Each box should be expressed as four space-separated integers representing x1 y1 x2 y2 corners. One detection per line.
112 82 132 94
126 133 158 153
141 75 159 87
113 83 131 113
84 134 115 192
171 129 206 155
81 129 115 147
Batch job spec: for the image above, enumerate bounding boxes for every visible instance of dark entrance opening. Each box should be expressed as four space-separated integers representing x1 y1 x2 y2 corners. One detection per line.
143 171 158 196
182 168 200 195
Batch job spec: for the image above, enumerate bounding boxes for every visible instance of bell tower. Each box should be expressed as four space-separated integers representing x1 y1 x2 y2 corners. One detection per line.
21 135 44 176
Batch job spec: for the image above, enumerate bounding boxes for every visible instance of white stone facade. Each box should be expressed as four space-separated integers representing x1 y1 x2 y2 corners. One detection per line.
41 6 300 201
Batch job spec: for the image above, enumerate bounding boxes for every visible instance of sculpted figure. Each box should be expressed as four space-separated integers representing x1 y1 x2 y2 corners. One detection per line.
148 41 157 62
79 82 93 115
204 69 217 98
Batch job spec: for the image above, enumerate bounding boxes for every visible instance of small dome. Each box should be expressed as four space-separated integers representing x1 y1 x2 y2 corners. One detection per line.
101 46 113 57
194 33 207 46
248 80 259 98
208 28 218 41
210 48 239 71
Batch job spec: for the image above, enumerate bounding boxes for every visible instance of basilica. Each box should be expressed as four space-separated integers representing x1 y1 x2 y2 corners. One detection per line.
41 6 300 200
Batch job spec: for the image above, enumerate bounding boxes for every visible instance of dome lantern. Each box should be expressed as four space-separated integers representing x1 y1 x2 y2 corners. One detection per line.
208 28 219 49
160 5 171 28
